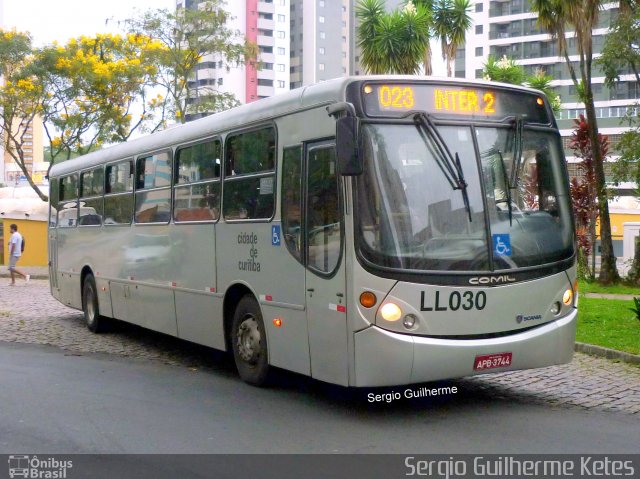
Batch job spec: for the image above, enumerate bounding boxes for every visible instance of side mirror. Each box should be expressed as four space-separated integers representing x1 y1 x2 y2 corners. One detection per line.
336 116 363 176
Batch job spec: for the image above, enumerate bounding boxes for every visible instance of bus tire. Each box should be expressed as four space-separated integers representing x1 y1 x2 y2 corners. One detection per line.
231 295 270 386
82 274 110 333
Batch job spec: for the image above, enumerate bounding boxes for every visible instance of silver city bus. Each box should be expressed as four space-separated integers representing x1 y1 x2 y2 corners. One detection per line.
48 76 577 387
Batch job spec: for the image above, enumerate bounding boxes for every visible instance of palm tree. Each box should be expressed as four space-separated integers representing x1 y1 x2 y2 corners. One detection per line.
356 0 431 75
432 0 472 77
530 0 619 283
409 0 435 75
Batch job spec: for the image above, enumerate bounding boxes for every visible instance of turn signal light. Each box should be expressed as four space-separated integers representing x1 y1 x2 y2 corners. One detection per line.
273 318 283 327
380 303 402 322
562 288 573 305
360 291 377 308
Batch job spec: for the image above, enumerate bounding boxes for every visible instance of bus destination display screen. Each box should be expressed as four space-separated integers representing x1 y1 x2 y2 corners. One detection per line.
362 83 550 123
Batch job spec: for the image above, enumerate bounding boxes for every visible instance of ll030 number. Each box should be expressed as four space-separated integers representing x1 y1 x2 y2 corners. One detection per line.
420 290 487 312
379 86 415 109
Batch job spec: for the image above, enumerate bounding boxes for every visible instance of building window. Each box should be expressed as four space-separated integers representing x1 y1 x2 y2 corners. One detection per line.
475 2 483 12
319 63 325 71
319 0 325 6
277 30 285 39
476 25 483 34
278 80 286 88
217 78 223 85
278 14 285 22
475 47 483 56
319 47 325 55
319 31 325 39
277 47 285 55
277 63 285 72
319 16 325 23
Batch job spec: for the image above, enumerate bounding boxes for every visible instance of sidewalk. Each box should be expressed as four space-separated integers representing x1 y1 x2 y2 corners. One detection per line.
582 293 638 300
0 265 49 280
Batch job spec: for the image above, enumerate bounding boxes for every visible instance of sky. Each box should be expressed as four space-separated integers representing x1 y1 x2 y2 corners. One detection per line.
2 0 176 46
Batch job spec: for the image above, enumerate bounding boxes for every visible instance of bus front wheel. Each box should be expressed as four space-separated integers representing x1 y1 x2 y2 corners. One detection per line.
82 274 110 333
231 295 270 386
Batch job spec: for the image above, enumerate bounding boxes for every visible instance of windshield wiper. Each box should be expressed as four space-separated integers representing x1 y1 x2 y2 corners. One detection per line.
414 113 472 222
509 117 524 189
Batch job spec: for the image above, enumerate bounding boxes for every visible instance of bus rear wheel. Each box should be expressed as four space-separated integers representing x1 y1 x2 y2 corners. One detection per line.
231 295 270 386
82 274 110 333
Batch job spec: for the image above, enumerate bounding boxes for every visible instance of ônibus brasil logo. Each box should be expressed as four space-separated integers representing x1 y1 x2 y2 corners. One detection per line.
8 455 73 479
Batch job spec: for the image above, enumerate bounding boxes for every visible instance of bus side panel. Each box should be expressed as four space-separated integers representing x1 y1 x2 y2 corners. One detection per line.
55 228 83 309
175 293 224 350
127 284 177 336
173 224 222 348
216 221 311 377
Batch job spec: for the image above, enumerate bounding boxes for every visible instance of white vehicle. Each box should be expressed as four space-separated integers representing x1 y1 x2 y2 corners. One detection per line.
48 77 577 387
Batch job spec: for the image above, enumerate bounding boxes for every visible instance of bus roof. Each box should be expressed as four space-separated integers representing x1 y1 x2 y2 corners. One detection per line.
49 75 544 178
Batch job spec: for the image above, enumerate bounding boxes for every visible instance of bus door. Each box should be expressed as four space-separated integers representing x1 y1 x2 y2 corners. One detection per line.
304 141 349 386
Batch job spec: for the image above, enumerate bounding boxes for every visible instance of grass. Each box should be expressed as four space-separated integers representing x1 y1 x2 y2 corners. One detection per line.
577 297 640 355
578 281 640 295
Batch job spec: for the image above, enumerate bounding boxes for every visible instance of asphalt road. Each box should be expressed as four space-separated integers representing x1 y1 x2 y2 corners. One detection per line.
2 341 639 455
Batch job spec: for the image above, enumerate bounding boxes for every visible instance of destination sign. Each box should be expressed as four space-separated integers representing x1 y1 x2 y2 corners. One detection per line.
362 83 550 123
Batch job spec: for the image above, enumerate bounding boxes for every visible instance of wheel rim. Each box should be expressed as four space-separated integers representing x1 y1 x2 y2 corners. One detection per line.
236 314 261 365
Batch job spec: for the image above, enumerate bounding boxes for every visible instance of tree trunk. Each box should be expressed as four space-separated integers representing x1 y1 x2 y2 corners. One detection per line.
424 44 432 76
628 236 640 285
583 98 619 283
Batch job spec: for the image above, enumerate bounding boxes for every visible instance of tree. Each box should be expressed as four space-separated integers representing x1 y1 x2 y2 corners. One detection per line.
0 29 48 200
482 55 562 113
569 115 607 280
530 0 619 283
432 0 472 77
124 1 257 123
38 33 165 166
356 0 431 75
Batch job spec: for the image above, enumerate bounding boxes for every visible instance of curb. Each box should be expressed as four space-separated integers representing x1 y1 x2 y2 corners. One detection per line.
575 342 640 365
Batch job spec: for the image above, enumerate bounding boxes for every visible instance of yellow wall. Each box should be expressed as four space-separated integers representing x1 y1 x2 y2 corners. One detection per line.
595 213 640 240
2 218 48 266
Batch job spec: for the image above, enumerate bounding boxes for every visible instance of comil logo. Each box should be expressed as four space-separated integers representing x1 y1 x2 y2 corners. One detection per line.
8 455 73 478
468 275 516 285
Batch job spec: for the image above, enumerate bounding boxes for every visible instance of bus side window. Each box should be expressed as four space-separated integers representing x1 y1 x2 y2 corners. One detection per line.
134 151 172 224
174 139 221 222
58 174 79 228
104 160 134 225
282 145 303 262
79 167 104 226
223 126 276 221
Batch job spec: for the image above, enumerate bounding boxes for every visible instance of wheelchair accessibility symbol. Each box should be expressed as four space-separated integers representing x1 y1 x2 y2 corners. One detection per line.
492 234 511 257
272 225 281 246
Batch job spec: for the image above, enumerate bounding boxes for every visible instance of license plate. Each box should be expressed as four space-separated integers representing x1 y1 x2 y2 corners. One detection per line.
474 352 512 370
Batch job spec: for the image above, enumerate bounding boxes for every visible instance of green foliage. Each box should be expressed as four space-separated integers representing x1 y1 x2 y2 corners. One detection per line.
356 0 431 75
432 0 472 77
597 9 640 88
0 29 48 201
482 57 561 114
630 297 640 321
125 0 257 122
577 297 640 355
482 55 525 84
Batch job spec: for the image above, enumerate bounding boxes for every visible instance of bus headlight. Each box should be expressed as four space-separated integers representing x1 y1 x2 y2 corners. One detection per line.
562 288 573 306
380 303 402 322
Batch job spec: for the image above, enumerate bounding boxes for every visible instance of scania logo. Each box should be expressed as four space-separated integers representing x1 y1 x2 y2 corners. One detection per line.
469 275 517 285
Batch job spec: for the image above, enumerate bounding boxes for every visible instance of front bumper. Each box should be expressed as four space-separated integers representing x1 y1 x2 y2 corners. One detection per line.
353 309 577 387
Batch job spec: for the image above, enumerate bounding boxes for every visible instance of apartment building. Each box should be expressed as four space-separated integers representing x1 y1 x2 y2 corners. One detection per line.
3 115 45 186
462 1 636 163
178 0 290 117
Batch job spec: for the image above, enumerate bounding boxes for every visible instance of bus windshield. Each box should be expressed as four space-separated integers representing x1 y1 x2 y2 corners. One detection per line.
356 123 574 273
